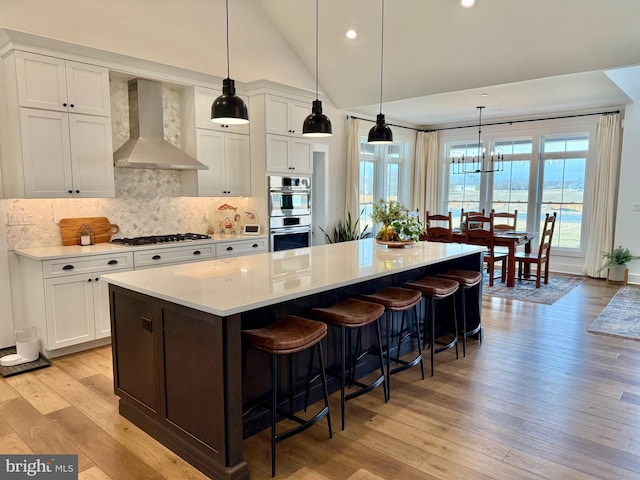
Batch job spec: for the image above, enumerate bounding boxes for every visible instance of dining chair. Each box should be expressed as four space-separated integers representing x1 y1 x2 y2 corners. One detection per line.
515 212 557 287
425 211 453 242
460 208 485 231
464 213 507 286
492 209 518 231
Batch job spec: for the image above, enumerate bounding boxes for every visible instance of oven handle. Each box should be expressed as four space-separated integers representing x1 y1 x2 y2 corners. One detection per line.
270 226 311 234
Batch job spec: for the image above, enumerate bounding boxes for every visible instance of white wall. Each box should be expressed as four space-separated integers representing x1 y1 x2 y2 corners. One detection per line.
615 101 640 284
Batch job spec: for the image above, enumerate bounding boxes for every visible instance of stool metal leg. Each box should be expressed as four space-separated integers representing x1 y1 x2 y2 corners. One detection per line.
340 325 346 431
271 354 278 477
316 342 333 439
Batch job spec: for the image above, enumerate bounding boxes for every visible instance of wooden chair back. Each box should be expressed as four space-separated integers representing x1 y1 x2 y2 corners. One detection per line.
425 211 453 242
492 209 518 231
464 213 496 248
460 208 485 230
537 212 557 260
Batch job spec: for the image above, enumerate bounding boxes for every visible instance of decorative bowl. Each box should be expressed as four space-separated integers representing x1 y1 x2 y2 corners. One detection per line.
375 239 415 248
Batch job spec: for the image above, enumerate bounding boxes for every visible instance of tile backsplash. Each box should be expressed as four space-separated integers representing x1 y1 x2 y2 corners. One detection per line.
3 77 260 250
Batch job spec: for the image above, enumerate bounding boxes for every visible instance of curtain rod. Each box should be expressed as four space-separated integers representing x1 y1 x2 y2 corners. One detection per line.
347 109 620 133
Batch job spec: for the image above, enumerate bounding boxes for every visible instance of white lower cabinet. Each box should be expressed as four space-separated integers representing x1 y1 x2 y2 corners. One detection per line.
17 252 133 355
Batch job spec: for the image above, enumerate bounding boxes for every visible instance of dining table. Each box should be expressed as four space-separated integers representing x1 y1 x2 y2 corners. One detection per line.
448 229 536 287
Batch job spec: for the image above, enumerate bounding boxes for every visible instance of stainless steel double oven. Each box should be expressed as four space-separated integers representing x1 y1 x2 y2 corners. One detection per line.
268 176 312 251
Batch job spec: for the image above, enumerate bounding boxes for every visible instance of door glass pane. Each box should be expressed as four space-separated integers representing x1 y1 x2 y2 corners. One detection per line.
491 160 529 231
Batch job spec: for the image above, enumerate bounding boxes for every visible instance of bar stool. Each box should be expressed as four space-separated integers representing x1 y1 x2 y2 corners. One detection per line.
404 277 459 376
359 287 424 399
439 269 483 357
311 298 387 430
242 315 332 477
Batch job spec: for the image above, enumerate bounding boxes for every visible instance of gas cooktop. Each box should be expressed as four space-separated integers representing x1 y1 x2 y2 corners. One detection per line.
111 233 211 246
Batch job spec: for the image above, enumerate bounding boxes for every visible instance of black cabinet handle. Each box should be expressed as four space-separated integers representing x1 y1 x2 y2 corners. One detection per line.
252 244 258 248
88 278 92 282
141 316 153 333
95 277 99 282
152 255 161 260
108 259 118 265
63 102 67 107
68 190 73 194
62 264 74 270
75 189 80 194
226 246 233 251
193 250 201 255
70 104 75 108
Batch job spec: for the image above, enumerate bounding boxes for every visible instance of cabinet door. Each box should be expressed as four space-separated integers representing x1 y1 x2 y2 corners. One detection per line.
94 271 127 339
68 114 115 198
265 134 291 173
195 129 225 196
224 133 251 196
44 274 96 350
289 100 311 138
265 95 291 136
14 51 67 111
64 61 111 116
290 138 313 174
19 109 73 198
195 87 249 134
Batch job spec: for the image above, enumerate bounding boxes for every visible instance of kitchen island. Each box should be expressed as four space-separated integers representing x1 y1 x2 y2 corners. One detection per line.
103 239 485 480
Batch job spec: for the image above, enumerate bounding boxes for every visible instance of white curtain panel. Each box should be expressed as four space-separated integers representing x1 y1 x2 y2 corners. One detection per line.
412 131 439 217
583 113 621 277
345 118 360 218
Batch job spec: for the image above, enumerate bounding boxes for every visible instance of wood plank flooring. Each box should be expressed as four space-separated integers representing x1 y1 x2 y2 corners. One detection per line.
2 277 640 479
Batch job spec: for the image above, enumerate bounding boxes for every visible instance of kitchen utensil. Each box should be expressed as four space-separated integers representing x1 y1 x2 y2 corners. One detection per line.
59 217 120 246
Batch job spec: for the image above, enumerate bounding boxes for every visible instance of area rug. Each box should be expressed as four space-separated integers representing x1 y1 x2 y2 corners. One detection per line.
588 286 640 341
483 272 584 305
0 347 51 378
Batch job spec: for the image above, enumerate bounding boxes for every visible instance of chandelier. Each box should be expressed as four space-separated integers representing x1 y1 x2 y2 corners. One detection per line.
452 106 504 174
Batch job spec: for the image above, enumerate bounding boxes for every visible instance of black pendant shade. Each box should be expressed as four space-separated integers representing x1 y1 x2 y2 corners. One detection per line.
211 78 249 125
368 113 393 144
303 100 332 137
211 0 249 125
303 0 332 137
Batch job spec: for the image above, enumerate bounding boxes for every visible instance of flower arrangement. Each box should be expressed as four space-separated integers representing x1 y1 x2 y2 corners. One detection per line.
370 199 424 242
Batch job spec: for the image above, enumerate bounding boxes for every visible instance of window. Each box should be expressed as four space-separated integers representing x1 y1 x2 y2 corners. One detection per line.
443 122 593 253
540 135 588 249
358 136 410 232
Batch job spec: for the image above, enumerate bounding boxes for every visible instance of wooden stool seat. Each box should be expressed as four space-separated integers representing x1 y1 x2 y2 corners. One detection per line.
243 316 327 354
311 298 387 430
360 287 421 310
440 269 482 287
405 277 458 298
360 287 424 399
242 315 332 476
439 269 483 357
312 298 385 327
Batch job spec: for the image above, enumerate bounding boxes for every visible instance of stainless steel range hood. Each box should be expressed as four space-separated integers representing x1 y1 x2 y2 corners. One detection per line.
114 78 207 170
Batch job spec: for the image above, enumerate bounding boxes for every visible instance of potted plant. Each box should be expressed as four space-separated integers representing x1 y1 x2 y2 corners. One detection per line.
320 210 371 244
599 245 640 282
370 199 423 242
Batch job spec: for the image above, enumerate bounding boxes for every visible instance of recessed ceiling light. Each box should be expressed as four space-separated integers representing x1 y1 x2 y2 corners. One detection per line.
461 0 476 7
346 29 358 40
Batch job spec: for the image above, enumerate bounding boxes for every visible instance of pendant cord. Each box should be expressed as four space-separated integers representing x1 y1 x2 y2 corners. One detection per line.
379 0 385 115
225 0 230 79
315 0 319 100
477 106 483 163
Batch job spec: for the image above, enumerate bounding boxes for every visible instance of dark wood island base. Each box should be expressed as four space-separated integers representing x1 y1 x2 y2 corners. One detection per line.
106 241 483 479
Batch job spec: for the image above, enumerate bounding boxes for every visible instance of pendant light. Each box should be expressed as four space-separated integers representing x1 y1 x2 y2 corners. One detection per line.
302 0 332 137
211 0 249 125
368 0 393 144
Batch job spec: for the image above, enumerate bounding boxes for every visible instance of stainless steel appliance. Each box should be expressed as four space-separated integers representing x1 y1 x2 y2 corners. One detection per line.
268 175 312 251
270 216 312 252
111 233 211 246
269 176 311 217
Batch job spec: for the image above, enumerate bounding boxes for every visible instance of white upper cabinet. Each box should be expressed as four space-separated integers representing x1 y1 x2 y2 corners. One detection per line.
194 130 251 197
265 95 310 138
265 134 313 174
194 86 250 134
15 51 111 116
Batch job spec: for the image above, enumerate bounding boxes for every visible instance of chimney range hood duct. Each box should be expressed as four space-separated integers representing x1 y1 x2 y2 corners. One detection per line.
114 78 207 170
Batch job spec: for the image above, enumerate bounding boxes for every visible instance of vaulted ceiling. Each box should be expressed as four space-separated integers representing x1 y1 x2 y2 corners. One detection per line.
254 0 640 126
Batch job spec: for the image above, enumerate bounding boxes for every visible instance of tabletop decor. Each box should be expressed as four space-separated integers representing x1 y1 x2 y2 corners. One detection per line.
370 199 424 244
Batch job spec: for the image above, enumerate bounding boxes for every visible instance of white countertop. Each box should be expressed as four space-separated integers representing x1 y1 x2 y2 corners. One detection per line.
14 235 268 260
102 239 485 317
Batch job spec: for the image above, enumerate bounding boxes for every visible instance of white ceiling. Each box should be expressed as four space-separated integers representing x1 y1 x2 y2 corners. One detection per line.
254 0 640 126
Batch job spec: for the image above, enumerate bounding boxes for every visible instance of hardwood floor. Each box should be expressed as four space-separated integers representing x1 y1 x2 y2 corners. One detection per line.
2 277 640 479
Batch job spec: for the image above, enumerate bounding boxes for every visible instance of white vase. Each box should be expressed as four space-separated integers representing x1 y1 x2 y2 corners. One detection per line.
608 264 627 282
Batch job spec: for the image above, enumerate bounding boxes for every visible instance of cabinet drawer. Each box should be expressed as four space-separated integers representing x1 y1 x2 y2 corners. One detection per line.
134 244 215 268
216 239 267 258
43 252 133 278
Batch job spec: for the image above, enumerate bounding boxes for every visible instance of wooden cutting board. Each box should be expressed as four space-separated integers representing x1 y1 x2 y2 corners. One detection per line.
59 217 120 246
